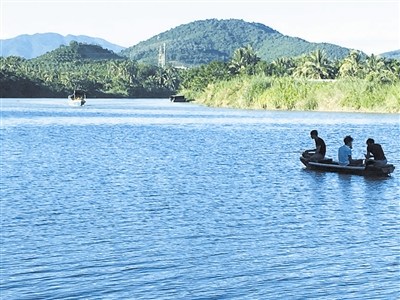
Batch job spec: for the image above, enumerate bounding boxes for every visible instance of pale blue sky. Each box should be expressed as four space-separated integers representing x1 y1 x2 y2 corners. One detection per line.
1 0 399 55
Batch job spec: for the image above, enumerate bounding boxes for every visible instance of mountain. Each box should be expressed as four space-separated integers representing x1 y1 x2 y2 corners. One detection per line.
34 41 123 62
380 50 400 60
0 33 125 59
120 18 352 66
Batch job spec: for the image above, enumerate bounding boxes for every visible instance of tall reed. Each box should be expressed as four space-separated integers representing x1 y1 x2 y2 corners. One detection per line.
182 75 400 113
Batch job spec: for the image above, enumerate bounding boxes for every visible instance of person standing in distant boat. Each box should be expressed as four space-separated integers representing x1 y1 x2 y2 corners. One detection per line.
303 130 326 162
365 138 387 166
338 135 363 166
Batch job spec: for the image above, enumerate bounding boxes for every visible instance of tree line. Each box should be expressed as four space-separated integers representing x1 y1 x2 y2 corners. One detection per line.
179 47 399 112
0 55 181 98
1 44 399 111
180 46 399 92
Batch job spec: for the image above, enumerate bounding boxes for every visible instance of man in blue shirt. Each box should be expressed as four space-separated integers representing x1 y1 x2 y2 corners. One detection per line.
338 136 363 166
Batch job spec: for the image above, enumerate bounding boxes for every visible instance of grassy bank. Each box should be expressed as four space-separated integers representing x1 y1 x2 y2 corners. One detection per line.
181 76 400 113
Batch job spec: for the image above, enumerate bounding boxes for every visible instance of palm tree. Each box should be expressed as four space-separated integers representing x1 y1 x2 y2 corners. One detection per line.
386 59 400 80
271 57 296 77
293 49 333 79
364 54 398 83
339 50 364 78
229 45 261 75
365 54 385 74
161 67 179 91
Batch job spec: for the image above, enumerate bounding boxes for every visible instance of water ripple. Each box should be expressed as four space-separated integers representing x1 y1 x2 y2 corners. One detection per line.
1 98 399 299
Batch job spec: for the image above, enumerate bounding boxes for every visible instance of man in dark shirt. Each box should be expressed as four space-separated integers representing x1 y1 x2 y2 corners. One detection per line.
304 130 326 162
365 138 387 166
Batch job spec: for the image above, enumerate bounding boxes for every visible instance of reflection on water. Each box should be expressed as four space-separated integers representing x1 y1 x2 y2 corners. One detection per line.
1 98 399 299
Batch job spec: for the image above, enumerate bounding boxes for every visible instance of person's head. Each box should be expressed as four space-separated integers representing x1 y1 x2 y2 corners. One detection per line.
366 138 374 145
310 130 318 140
344 135 353 148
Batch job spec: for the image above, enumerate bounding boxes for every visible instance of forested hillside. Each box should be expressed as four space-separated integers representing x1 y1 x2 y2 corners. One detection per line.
35 41 123 62
1 33 125 59
1 42 180 98
121 19 352 66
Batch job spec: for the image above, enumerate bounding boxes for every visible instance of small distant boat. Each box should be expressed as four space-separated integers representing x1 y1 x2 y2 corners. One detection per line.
300 156 395 177
169 95 187 102
68 90 86 106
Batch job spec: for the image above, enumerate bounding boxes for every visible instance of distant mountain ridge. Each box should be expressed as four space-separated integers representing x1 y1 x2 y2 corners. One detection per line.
2 20 398 64
120 19 353 66
0 33 125 59
380 50 400 60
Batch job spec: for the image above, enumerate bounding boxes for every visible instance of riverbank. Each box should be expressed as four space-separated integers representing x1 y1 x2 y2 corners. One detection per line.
181 76 400 113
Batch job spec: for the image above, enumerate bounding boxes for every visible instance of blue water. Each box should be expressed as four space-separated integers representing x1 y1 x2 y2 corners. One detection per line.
1 98 399 299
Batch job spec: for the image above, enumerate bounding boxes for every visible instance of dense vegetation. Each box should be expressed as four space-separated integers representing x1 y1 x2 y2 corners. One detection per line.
36 41 123 62
121 19 351 66
1 42 180 98
179 47 400 112
1 40 399 113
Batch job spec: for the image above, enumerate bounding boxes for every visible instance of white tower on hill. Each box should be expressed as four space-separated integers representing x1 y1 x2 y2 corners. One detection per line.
158 43 166 68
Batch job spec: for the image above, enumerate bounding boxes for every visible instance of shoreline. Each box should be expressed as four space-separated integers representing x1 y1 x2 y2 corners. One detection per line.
180 76 400 114
190 100 400 114
3 96 399 114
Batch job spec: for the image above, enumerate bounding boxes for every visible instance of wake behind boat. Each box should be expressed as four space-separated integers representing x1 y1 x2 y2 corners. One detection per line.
300 156 395 177
68 90 86 106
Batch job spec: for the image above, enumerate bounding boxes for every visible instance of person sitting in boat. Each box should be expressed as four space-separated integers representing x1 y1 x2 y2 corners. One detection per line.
338 136 364 166
365 138 387 166
303 130 326 162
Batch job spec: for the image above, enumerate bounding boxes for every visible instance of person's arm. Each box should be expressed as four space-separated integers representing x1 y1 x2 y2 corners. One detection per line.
306 142 319 153
365 146 372 159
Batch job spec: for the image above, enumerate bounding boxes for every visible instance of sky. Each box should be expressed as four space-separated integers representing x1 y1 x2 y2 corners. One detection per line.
1 0 399 55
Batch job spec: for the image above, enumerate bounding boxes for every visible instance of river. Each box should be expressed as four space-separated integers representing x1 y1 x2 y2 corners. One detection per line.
1 98 399 299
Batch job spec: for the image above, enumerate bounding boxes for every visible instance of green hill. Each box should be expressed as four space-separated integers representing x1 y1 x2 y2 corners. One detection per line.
35 41 124 62
0 33 125 59
120 19 352 66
